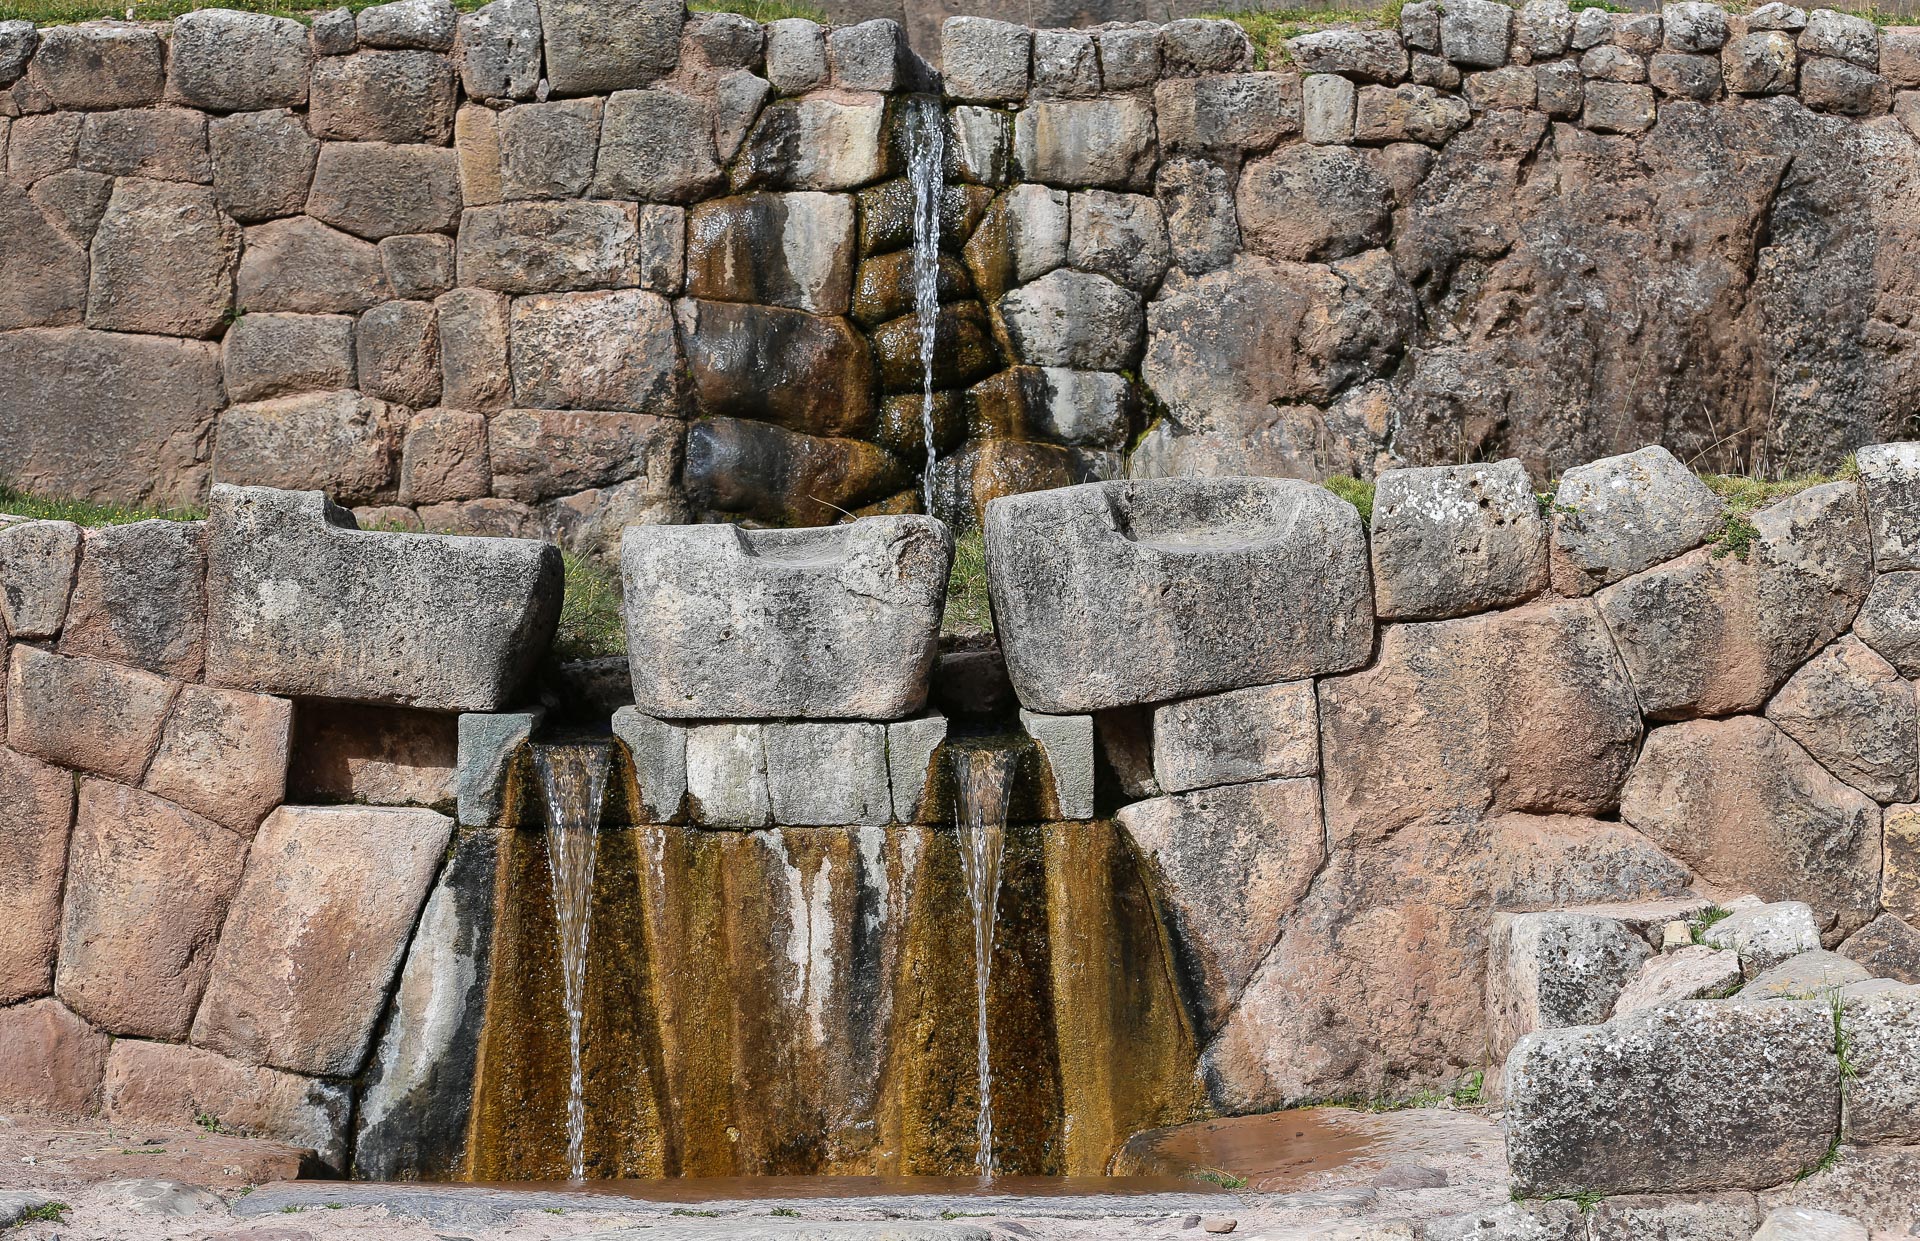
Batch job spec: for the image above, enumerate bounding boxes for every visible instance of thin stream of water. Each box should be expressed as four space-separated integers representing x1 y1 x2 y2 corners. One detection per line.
532 742 612 1184
952 744 1016 1178
904 94 945 516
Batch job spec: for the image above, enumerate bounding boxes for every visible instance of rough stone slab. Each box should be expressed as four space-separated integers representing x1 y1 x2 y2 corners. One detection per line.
102 1039 351 1171
381 234 456 301
1613 944 1744 1014
1840 912 1920 983
610 707 685 824
76 107 210 183
1598 482 1870 719
0 998 109 1118
1371 460 1548 620
986 478 1373 714
309 49 457 145
193 804 454 1077
886 713 947 825
1506 999 1840 1195
455 200 640 295
215 391 405 506
623 518 948 721
58 519 207 679
455 710 538 827
1303 72 1356 144
687 191 856 315
0 178 87 330
685 723 769 827
6 646 176 784
1765 635 1917 805
1838 987 1920 1143
86 179 238 339
541 0 682 95
28 24 164 110
592 87 721 203
55 779 247 1040
142 684 291 836
1754 1207 1870 1241
1624 720 1881 941
205 485 562 712
1018 709 1095 821
765 18 828 95
764 722 890 826
1851 570 1920 676
436 287 511 411
355 299 441 408
353 829 498 1180
1319 598 1640 847
1550 445 1726 594
1857 442 1920 571
1237 144 1392 263
457 0 542 101
941 17 1030 102
357 0 456 50
1735 948 1870 1002
1161 18 1253 74
487 408 679 505
1151 680 1317 795
166 9 311 112
221 312 355 403
0 518 80 638
0 748 75 1006
731 91 888 193
1013 96 1156 190
238 217 392 314
1587 1193 1759 1241
1424 1201 1584 1241
1703 900 1825 974
1118 777 1324 1034
307 141 461 241
508 289 684 415
1155 73 1301 157
1487 911 1652 1066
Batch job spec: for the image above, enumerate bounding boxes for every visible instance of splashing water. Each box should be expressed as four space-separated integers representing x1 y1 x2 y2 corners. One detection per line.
532 742 612 1183
904 94 946 516
952 743 1016 1177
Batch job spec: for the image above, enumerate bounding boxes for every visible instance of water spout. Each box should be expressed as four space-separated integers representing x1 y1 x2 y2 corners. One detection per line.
531 741 612 1182
904 94 945 516
952 743 1016 1177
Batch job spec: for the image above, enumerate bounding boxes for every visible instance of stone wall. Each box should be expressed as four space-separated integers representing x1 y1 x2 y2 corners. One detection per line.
8 0 1920 543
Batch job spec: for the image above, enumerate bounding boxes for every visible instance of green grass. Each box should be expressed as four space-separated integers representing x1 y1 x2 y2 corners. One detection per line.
11 1203 70 1225
692 0 825 20
1699 459 1857 562
1690 904 1734 943
1189 1167 1249 1189
555 550 627 661
1322 476 1375 526
943 531 993 636
1 0 819 21
1205 6 1402 67
0 485 201 527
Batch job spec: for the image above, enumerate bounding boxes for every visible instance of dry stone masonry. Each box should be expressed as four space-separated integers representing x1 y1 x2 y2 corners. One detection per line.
11 0 1920 537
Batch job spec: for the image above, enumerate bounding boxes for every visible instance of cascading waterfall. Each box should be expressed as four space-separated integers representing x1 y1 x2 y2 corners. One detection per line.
951 743 1017 1177
904 94 945 516
531 741 612 1183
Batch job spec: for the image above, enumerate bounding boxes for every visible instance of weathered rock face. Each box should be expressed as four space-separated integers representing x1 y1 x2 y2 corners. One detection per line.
1485 910 1652 1065
204 485 562 711
102 1039 352 1170
0 999 110 1118
0 749 73 1006
1369 459 1548 620
622 517 949 720
986 477 1374 713
1765 635 1917 804
1550 445 1727 594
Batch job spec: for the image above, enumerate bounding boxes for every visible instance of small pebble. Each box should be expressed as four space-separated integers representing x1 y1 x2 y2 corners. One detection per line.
1182 1215 1202 1229
1203 1220 1238 1235
1660 920 1693 950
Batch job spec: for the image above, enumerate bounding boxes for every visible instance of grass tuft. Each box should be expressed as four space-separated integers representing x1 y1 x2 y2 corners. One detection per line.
1 0 820 21
554 550 627 661
1205 3 1404 68
943 531 993 636
1690 904 1733 944
692 0 825 20
15 1203 71 1224
0 484 202 527
1322 476 1376 525
1190 1167 1249 1189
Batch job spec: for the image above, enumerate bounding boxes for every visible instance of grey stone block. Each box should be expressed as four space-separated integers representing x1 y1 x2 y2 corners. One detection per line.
1303 73 1356 145
220 312 356 404
1370 460 1549 620
1156 73 1303 158
611 706 687 823
1442 0 1513 66
497 97 602 200
997 269 1143 371
1096 25 1160 88
592 88 721 203
1152 680 1317 794
887 712 948 824
457 0 542 100
1033 30 1099 98
29 24 164 110
357 0 456 51
1516 0 1575 59
1019 708 1094 821
1424 1200 1584 1241
622 518 950 721
1665 1 1730 51
1013 96 1156 190
764 722 891 826
1754 1208 1870 1241
455 201 641 294
1842 986 1920 1143
307 141 461 241
205 485 562 712
167 10 311 112
0 21 37 88
948 106 1009 186
454 709 539 825
764 18 827 95
311 7 357 55
1487 911 1653 1067
1550 445 1725 594
827 19 913 92
985 477 1374 713
941 17 1030 102
310 49 457 145
1289 29 1408 81
1858 442 1920 571
1587 1194 1760 1241
685 723 769 828
1506 1000 1841 1195
1703 901 1824 976
1800 7 1877 66
1855 571 1920 676
1160 18 1252 75
209 109 320 224
541 0 682 95
0 519 81 639
1735 949 1871 1002
1613 945 1745 1014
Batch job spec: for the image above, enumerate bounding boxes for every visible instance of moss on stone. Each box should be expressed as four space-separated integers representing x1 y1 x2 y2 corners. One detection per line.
943 530 994 636
554 550 627 661
1322 475 1375 526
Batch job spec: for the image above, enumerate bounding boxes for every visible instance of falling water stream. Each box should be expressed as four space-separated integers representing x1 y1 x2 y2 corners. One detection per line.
532 741 613 1183
951 744 1017 1177
904 94 945 515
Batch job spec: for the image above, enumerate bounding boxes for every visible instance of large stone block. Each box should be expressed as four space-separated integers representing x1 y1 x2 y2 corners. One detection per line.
541 0 681 95
685 722 769 826
0 329 223 508
436 287 511 410
1598 483 1871 719
1858 442 1920 571
495 97 599 200
686 192 856 315
455 200 640 294
1623 718 1881 939
731 91 889 192
204 485 562 711
289 702 456 810
683 417 904 528
221 312 356 403
0 180 88 330
941 16 1030 102
1151 680 1317 794
622 517 950 720
102 1039 351 1170
55 779 247 1040
592 88 721 203
1505 1001 1839 1194
142 685 291 836
1765 635 1917 804
400 406 491 504
487 408 680 503
1319 598 1641 844
307 142 461 241
309 50 457 144
1612 944 1744 1014
986 478 1373 713
0 749 74 1006
1588 1194 1760 1241
1841 913 1920 984
1486 910 1651 1066
1735 948 1868 1002
763 722 890 826
215 392 406 506
6 646 175 784
354 300 440 408
676 298 874 437
508 289 683 414
764 17 827 94
1118 777 1324 1033
1551 445 1726 594
76 107 210 183
0 518 80 639
57 519 207 679
1154 73 1301 156
1703 900 1824 974
457 0 541 101
1237 143 1392 263
1842 988 1920 1143
193 804 454 1077
86 179 238 339
1370 460 1549 620
1290 28 1409 80
28 24 163 110
1013 97 1156 190
357 0 456 50
0 999 109 1118
998 269 1144 371
1852 571 1920 676
166 9 311 112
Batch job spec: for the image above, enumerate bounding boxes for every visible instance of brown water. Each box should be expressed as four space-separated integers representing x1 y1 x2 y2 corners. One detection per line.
1115 1109 1404 1193
469 1173 1224 1200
